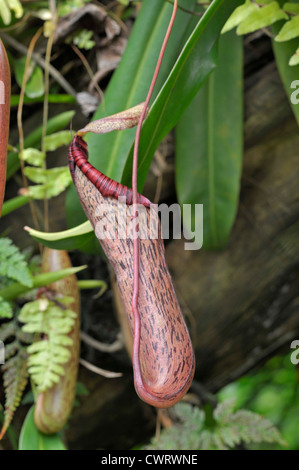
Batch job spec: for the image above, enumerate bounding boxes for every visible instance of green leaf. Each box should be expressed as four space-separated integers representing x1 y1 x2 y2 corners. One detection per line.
21 148 46 167
0 317 30 440
1 196 30 217
237 1 288 35
289 46 299 65
19 406 67 450
77 279 107 293
6 110 75 180
275 14 299 41
0 238 33 287
19 298 76 392
24 166 72 199
222 0 258 34
14 56 44 99
144 400 285 450
72 29 95 50
0 346 28 440
66 0 200 229
224 409 286 446
60 0 243 255
0 265 87 302
0 296 13 318
272 21 299 125
256 0 277 4
24 220 94 251
44 130 72 152
121 0 244 192
283 2 299 14
175 30 243 250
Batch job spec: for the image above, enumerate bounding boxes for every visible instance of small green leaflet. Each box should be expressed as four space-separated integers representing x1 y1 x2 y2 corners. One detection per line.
24 166 72 199
289 47 299 66
0 296 13 318
222 0 258 33
21 148 46 167
7 110 75 181
14 56 44 99
275 15 299 42
72 29 95 50
0 238 33 288
237 1 288 35
44 130 72 152
283 2 299 14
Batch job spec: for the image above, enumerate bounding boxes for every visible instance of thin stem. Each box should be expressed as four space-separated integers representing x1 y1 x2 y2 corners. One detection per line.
17 27 43 232
71 44 105 104
41 1 57 233
131 0 178 392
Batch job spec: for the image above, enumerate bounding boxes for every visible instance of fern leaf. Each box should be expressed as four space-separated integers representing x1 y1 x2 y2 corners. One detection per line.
0 238 33 288
213 397 236 422
0 346 28 439
0 320 15 342
19 297 76 393
0 317 31 439
217 424 241 448
145 403 205 450
143 400 286 450
0 297 13 319
226 409 287 447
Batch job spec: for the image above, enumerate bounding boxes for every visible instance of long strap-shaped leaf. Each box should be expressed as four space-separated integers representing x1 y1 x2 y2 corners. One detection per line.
121 0 244 191
27 0 243 252
66 0 197 229
175 30 243 250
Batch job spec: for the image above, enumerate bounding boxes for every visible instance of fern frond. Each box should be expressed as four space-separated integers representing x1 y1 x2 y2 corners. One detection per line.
0 296 13 318
0 318 29 440
0 238 33 288
0 297 13 319
144 400 286 450
19 297 76 393
224 409 287 447
0 320 15 342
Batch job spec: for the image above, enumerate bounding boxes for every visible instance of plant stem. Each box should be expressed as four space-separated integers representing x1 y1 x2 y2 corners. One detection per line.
41 1 57 233
17 27 43 232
